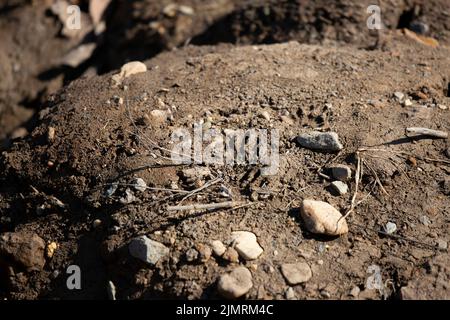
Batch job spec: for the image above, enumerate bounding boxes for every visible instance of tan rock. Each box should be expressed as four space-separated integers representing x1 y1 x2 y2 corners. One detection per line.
217 266 253 299
300 199 348 235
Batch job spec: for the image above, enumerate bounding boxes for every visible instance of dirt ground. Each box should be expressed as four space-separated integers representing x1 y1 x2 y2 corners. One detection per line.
0 0 449 300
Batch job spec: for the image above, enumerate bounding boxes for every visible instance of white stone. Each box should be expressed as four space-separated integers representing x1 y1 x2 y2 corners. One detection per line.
394 92 405 102
133 178 147 192
285 287 296 300
384 222 397 234
403 98 413 107
350 286 360 298
281 262 312 285
259 110 271 121
129 235 169 265
112 61 147 86
300 199 348 235
217 266 253 299
330 181 348 195
107 281 116 300
211 240 226 256
230 231 263 260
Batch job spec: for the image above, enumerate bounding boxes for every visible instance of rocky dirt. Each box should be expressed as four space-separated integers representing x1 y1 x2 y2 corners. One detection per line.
0 0 449 300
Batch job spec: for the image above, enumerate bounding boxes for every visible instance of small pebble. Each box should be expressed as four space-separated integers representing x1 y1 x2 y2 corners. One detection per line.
105 182 118 197
46 242 58 259
230 231 263 260
296 131 343 152
47 127 56 142
281 262 312 285
403 99 413 107
300 199 348 236
92 219 102 228
331 164 352 181
217 266 253 299
350 286 360 298
259 110 271 121
133 178 147 192
211 240 226 257
320 290 331 299
128 236 169 265
437 239 448 250
119 188 136 204
196 244 212 262
384 222 397 234
330 181 348 195
185 248 199 262
222 247 239 263
393 92 405 102
112 61 147 86
107 281 117 300
419 215 431 226
285 287 296 300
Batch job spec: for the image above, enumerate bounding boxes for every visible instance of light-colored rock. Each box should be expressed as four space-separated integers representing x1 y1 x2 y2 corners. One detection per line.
403 98 413 107
281 262 312 285
112 61 147 86
47 126 56 142
211 240 226 256
230 231 263 260
129 235 169 265
394 92 405 102
46 242 58 259
419 215 431 226
259 110 271 121
107 280 117 300
217 266 253 299
285 287 296 300
300 199 348 235
185 248 199 262
330 181 348 195
132 178 147 192
92 219 102 228
350 286 360 298
331 164 352 181
296 131 343 151
119 188 136 204
437 239 448 250
384 222 397 234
